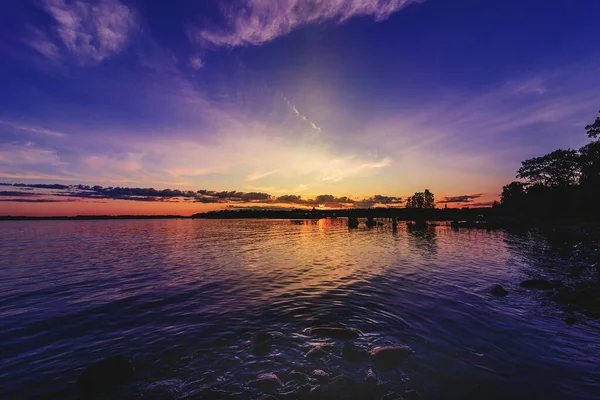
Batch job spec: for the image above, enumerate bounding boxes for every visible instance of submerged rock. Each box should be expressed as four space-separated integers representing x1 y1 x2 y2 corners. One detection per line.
252 331 274 355
249 373 282 392
490 285 508 297
77 354 134 398
287 370 309 383
365 368 377 387
519 279 560 290
311 370 330 384
565 316 578 325
342 343 370 362
306 344 333 359
371 346 412 370
309 327 359 340
309 375 360 399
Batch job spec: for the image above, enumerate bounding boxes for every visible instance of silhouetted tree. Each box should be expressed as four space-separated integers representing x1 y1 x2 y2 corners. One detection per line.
585 110 600 139
517 149 580 188
500 181 527 211
406 189 435 209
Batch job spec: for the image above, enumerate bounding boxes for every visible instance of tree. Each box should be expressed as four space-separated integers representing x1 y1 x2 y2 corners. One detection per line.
406 189 435 209
517 149 580 188
585 110 600 139
500 181 526 209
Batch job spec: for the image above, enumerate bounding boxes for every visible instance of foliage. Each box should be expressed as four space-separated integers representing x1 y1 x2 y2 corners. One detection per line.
498 111 600 219
516 149 580 188
406 189 435 209
585 110 600 139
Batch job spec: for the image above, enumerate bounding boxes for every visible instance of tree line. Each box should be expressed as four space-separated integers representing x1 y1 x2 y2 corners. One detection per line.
497 111 600 219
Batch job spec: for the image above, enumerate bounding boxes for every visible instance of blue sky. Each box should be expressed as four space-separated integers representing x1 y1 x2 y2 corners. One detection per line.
0 0 599 214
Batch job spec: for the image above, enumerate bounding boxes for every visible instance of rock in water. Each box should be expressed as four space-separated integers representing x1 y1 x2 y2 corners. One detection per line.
519 279 558 290
365 368 377 387
490 285 508 297
249 373 282 392
252 331 274 355
306 344 333 359
370 346 412 370
309 375 360 399
342 343 370 362
309 327 359 340
311 370 330 384
77 355 134 398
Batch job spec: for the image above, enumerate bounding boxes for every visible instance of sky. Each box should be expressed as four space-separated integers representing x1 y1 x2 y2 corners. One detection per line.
0 0 599 216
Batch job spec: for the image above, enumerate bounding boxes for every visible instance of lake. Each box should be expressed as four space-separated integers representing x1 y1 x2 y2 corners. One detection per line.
1 219 599 399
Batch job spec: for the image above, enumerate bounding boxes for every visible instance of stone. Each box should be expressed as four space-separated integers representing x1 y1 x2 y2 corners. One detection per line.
249 373 282 392
490 285 508 297
565 316 578 325
252 331 274 355
308 375 360 399
341 343 370 362
287 370 309 383
306 344 333 359
370 346 412 370
311 370 330 384
77 354 134 398
309 327 359 340
519 279 559 290
365 368 377 387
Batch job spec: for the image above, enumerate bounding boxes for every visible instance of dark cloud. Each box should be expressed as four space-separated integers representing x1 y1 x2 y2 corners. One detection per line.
13 183 70 189
0 198 75 203
438 194 482 203
0 182 406 208
0 191 42 197
463 201 496 208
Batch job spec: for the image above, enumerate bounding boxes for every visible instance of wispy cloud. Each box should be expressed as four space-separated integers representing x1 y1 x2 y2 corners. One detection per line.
438 194 482 204
189 56 204 70
284 97 321 132
193 0 423 48
246 169 278 181
0 143 62 166
25 27 60 61
0 120 67 137
29 0 138 66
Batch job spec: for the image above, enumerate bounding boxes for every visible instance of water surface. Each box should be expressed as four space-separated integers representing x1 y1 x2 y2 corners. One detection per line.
1 219 599 399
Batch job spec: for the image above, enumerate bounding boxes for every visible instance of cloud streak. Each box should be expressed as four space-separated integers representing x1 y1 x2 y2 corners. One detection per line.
438 194 483 204
284 97 322 132
193 0 423 47
0 120 67 137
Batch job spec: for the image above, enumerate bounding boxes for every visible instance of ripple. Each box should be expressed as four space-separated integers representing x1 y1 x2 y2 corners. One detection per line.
0 219 599 399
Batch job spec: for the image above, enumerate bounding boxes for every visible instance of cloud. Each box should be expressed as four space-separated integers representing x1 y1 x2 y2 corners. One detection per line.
246 169 278 181
320 157 392 182
507 78 546 95
193 0 423 48
0 120 67 137
0 143 62 166
284 97 321 132
25 27 60 61
189 56 204 70
438 194 482 203
0 182 405 208
30 0 138 66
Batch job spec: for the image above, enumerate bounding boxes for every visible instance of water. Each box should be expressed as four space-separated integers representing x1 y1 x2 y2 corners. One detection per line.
0 219 599 399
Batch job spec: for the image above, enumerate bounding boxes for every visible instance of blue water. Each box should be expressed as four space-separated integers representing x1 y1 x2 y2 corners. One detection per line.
0 219 599 399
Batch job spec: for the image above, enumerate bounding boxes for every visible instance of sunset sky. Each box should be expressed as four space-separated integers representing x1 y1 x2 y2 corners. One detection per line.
1 0 599 215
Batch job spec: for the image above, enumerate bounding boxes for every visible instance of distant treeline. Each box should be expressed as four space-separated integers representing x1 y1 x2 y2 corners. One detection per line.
495 111 600 221
0 215 188 221
192 207 493 220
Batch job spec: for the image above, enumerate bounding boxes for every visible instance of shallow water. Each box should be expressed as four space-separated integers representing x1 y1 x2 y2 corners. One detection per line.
0 219 599 399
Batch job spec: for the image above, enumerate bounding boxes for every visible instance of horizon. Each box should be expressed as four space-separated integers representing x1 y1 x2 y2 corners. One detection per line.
1 0 600 216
